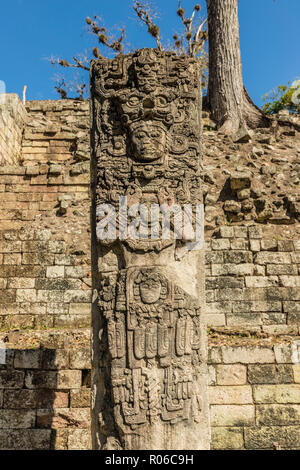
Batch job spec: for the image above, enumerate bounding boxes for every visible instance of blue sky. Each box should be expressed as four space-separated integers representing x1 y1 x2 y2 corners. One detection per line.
0 0 299 106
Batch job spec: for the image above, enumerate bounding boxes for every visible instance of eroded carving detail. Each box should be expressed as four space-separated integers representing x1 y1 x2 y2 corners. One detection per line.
92 49 208 450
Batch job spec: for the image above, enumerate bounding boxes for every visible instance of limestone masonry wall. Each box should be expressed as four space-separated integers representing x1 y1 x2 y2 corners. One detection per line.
206 226 300 334
0 331 91 450
0 94 27 166
0 98 92 331
0 95 299 449
1 332 300 450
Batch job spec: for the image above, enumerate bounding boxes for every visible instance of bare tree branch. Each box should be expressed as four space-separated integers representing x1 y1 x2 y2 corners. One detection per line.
176 3 208 57
73 57 90 71
133 1 162 51
86 16 126 53
191 18 208 56
49 1 208 99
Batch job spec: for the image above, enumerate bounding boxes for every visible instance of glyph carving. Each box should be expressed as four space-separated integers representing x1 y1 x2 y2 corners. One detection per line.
92 49 209 450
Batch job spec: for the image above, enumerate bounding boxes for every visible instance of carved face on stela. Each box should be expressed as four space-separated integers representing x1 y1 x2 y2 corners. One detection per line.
129 121 167 163
134 270 168 305
139 276 162 304
116 89 175 165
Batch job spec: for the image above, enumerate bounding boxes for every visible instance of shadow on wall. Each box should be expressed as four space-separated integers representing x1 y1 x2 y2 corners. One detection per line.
0 346 91 450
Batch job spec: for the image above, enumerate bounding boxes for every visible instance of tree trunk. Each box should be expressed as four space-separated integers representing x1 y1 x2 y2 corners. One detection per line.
206 0 270 133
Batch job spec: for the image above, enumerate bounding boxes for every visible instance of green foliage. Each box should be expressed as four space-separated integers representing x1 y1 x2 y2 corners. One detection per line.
262 78 300 115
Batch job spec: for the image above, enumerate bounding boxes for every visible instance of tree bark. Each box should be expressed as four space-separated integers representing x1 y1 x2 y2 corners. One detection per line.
206 0 270 133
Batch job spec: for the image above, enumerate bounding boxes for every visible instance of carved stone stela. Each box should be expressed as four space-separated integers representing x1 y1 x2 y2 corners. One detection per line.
91 49 210 450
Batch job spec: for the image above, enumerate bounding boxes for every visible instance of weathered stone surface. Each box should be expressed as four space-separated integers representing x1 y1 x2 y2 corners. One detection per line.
51 429 68 450
64 290 92 303
206 276 244 289
230 238 248 250
261 240 278 251
245 276 279 288
25 371 58 389
207 314 226 326
267 264 297 275
223 251 253 264
254 252 292 265
37 408 90 429
274 344 297 363
237 188 251 201
219 227 234 238
57 370 82 389
54 314 90 329
0 410 35 428
3 389 68 409
211 239 230 250
278 240 294 252
266 287 300 301
91 50 209 450
249 240 260 252
46 266 64 278
68 429 92 450
0 370 24 389
224 200 242 214
41 349 69 370
244 426 300 450
283 301 300 313
70 388 90 408
205 252 223 264
0 429 51 450
232 127 251 144
14 349 41 369
208 365 216 386
0 95 27 166
210 405 255 426
222 347 275 364
216 365 247 385
248 227 262 239
69 303 92 315
253 385 300 404
232 300 281 313
208 347 223 364
8 277 35 289
230 172 251 190
211 264 254 276
211 427 244 450
263 325 298 335
293 365 300 383
69 349 91 370
256 405 300 426
248 365 294 384
209 386 253 404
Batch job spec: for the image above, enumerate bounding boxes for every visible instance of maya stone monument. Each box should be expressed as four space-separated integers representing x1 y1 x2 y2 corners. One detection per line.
91 49 210 450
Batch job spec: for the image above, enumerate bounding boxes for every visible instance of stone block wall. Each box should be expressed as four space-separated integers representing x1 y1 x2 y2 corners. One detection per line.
0 331 91 450
0 99 92 331
22 100 89 167
0 95 299 449
0 94 27 166
206 226 300 334
1 334 300 450
0 98 93 449
0 226 92 330
209 343 300 450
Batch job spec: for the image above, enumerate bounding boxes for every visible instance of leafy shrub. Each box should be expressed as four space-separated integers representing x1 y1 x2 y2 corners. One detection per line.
262 78 300 115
